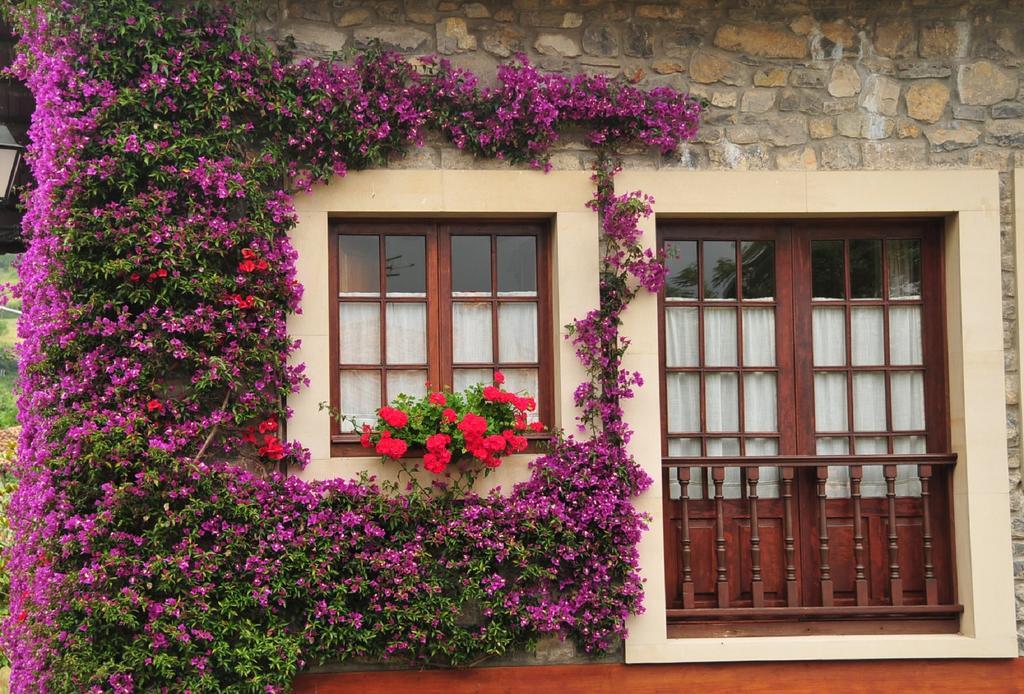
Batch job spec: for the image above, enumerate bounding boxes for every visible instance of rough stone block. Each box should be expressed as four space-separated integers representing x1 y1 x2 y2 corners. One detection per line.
740 88 776 113
625 23 655 58
837 112 895 139
858 75 901 116
924 124 981 151
764 115 809 146
753 67 788 87
905 80 950 123
873 18 917 58
861 141 927 169
463 3 490 19
820 140 861 169
713 23 807 59
993 103 1024 119
482 27 525 58
334 8 371 27
534 33 581 57
987 120 1024 148
582 24 619 57
437 17 477 54
827 62 861 97
808 117 834 139
958 61 1019 105
895 61 952 79
775 145 818 170
689 50 746 85
919 21 970 58
790 68 826 89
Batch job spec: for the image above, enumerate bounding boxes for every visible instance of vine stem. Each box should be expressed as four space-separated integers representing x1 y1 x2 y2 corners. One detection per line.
193 389 232 465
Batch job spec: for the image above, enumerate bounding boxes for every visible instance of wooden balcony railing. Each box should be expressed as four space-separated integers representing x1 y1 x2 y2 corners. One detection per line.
662 454 960 636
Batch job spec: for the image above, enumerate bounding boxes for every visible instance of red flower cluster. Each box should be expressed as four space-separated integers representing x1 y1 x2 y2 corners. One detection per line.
378 406 408 428
146 399 163 413
238 247 269 273
258 434 285 460
483 385 536 414
441 408 457 423
225 293 256 309
423 432 452 473
374 430 408 460
428 391 446 406
131 267 168 283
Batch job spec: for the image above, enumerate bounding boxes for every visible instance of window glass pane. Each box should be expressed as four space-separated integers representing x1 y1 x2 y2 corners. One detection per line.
850 306 884 366
706 439 740 455
502 368 540 422
339 370 380 433
667 373 700 433
811 240 845 299
849 239 882 299
855 436 887 454
666 307 699 367
703 308 737 367
742 307 775 366
751 456 780 498
452 236 491 295
667 440 704 499
741 241 774 300
339 303 380 364
452 302 492 363
816 437 849 454
894 435 925 453
665 240 698 299
705 372 739 432
888 239 921 299
703 241 737 299
453 368 492 392
387 370 427 402
744 372 777 433
668 438 702 456
385 236 425 296
339 235 379 296
385 303 426 365
894 436 925 497
814 372 847 432
498 303 538 363
812 307 846 366
891 371 925 430
852 372 886 431
889 305 923 365
817 437 851 498
497 236 537 296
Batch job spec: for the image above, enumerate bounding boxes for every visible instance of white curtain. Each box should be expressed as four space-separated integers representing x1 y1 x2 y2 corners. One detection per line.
814 373 848 431
339 303 380 364
812 307 846 366
666 307 699 367
743 308 775 366
453 302 492 363
339 370 380 432
705 373 738 432
667 438 702 500
704 308 737 366
851 307 884 366
889 306 922 365
497 302 538 362
387 370 427 402
454 368 492 393
891 371 924 430
853 372 886 432
666 373 700 433
386 303 426 365
502 368 540 422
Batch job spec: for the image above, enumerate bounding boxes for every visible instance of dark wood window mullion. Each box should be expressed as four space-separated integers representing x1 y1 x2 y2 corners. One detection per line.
490 233 500 374
736 241 747 460
842 239 854 454
697 241 708 457
378 234 389 409
882 238 895 454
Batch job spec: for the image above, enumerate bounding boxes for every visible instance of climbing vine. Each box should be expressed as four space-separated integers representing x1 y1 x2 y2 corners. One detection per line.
2 1 701 691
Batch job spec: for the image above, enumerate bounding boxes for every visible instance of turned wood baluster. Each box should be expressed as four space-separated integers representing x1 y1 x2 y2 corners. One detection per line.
851 465 869 606
679 466 695 609
885 464 903 606
747 467 764 607
713 466 729 607
781 466 798 606
920 464 938 605
816 466 834 606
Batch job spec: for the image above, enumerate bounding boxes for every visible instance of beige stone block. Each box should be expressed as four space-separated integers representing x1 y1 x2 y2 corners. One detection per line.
482 26 525 58
740 87 776 113
534 33 581 58
753 67 788 87
873 18 917 58
808 117 834 140
775 146 818 170
334 8 371 27
905 80 950 123
821 20 857 49
636 4 686 20
437 17 477 54
986 120 1024 148
689 50 745 85
463 2 490 18
836 112 894 139
919 21 970 58
713 23 808 59
924 124 981 151
858 75 901 116
827 62 861 97
651 59 685 75
353 24 429 51
861 141 927 169
958 61 1019 106
710 91 737 108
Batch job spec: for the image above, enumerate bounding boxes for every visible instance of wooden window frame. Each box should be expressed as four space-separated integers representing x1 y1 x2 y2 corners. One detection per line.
329 219 554 457
657 219 957 635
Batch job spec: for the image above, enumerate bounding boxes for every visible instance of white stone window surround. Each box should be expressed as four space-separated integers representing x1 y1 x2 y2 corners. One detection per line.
620 169 1018 662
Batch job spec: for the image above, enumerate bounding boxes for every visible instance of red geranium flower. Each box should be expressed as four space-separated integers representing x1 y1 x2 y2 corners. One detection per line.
530 421 544 432
257 418 277 434
359 424 373 448
375 435 408 460
258 434 285 460
378 406 409 428
428 391 446 406
426 433 451 452
457 412 488 438
441 408 457 423
493 371 505 384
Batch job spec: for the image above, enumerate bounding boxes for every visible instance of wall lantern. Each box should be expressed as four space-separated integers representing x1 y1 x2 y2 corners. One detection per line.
0 125 24 205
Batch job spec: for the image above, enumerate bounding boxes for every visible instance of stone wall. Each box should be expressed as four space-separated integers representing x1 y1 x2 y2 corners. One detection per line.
260 0 1024 654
